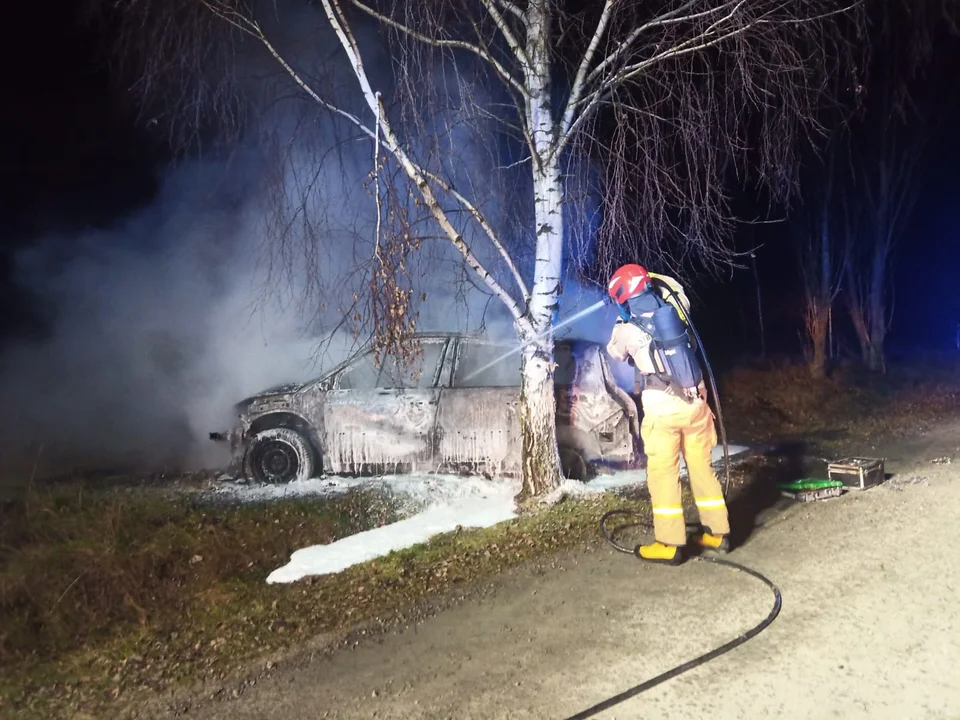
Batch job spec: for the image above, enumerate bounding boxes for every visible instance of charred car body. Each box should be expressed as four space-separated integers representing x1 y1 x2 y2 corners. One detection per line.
211 334 640 483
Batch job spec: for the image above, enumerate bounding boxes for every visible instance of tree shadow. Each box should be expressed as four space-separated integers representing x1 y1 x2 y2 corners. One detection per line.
722 441 824 551
597 438 838 554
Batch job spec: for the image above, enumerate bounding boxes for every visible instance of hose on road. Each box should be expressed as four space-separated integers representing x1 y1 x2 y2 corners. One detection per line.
563 509 782 720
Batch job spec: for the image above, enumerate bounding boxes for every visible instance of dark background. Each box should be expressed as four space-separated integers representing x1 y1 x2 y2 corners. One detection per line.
2 1 959 362
1 4 161 340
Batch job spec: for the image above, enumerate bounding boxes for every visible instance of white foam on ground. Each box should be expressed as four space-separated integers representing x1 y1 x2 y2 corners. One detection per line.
214 475 367 502
266 477 521 583
258 443 748 583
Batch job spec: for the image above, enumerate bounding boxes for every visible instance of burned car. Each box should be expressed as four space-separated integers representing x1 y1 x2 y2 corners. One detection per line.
211 334 640 483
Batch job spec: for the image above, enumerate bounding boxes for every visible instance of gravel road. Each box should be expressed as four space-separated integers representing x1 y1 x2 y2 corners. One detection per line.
149 423 960 720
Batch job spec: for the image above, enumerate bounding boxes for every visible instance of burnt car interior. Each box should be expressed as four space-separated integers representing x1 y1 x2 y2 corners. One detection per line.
334 339 449 390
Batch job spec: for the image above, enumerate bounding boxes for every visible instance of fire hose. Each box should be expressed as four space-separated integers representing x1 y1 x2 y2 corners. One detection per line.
561 510 783 720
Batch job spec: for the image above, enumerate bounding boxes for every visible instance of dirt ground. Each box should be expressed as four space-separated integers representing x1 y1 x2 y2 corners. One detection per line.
144 421 960 720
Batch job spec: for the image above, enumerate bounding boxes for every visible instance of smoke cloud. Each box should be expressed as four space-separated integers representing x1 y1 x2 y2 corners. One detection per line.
0 2 629 483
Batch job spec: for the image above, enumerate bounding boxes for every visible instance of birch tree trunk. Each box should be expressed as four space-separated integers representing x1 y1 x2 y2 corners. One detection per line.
516 0 563 501
517 161 564 498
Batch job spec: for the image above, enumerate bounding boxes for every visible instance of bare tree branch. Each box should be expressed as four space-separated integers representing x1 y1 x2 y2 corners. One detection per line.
201 0 381 142
614 3 753 83
580 2 712 97
491 0 524 21
346 0 529 97
420 169 530 299
320 0 529 327
560 0 617 138
202 0 530 329
479 0 529 67
559 2 760 156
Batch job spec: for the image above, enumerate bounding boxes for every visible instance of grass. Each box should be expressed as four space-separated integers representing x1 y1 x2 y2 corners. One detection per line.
0 484 645 719
4 356 960 718
0 488 400 711
0 487 398 664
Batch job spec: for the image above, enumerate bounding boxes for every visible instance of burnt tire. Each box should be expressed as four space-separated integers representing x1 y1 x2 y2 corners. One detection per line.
243 428 315 484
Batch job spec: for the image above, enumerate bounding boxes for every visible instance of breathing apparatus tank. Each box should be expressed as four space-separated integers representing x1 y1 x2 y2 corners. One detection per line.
648 288 703 396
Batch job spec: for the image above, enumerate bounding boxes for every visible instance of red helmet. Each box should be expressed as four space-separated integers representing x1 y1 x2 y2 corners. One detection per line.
607 264 651 304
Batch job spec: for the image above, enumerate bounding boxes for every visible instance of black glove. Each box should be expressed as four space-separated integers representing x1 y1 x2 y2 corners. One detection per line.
626 356 635 367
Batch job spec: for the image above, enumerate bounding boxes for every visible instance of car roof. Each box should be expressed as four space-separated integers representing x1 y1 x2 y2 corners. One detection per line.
236 332 608 404
313 332 601 383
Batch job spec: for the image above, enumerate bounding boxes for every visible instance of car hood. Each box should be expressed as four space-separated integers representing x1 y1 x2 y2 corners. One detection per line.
255 381 305 396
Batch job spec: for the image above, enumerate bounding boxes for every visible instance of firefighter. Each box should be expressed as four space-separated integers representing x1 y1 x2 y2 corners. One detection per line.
605 264 730 564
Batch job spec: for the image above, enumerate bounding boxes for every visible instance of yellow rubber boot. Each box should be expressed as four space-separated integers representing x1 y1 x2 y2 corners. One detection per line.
693 532 730 554
635 542 684 565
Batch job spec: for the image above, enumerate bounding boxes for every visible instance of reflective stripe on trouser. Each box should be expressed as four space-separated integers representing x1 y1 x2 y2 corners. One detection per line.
640 394 730 546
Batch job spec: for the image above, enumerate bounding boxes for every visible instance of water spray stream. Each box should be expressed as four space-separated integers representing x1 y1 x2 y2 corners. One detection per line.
462 300 607 382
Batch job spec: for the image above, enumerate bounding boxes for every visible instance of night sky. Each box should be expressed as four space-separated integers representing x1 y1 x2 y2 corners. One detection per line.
3 1 960 361
1 4 159 337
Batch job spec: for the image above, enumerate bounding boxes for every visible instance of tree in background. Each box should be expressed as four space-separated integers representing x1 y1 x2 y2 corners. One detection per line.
840 1 957 373
102 0 866 499
843 112 927 374
793 138 848 379
788 0 959 375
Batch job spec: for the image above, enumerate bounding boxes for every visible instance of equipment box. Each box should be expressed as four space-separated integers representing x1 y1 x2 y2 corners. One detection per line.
827 457 885 490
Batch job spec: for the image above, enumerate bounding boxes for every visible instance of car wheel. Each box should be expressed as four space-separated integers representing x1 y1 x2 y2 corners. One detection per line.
243 428 316 484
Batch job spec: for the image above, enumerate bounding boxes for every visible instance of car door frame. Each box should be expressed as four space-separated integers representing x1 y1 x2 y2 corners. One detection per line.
434 336 523 475
320 337 451 475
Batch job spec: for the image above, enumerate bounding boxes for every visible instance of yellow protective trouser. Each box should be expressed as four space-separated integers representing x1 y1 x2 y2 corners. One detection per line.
641 393 730 546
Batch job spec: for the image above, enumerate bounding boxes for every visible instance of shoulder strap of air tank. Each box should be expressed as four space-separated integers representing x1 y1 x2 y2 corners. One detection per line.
627 316 653 335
